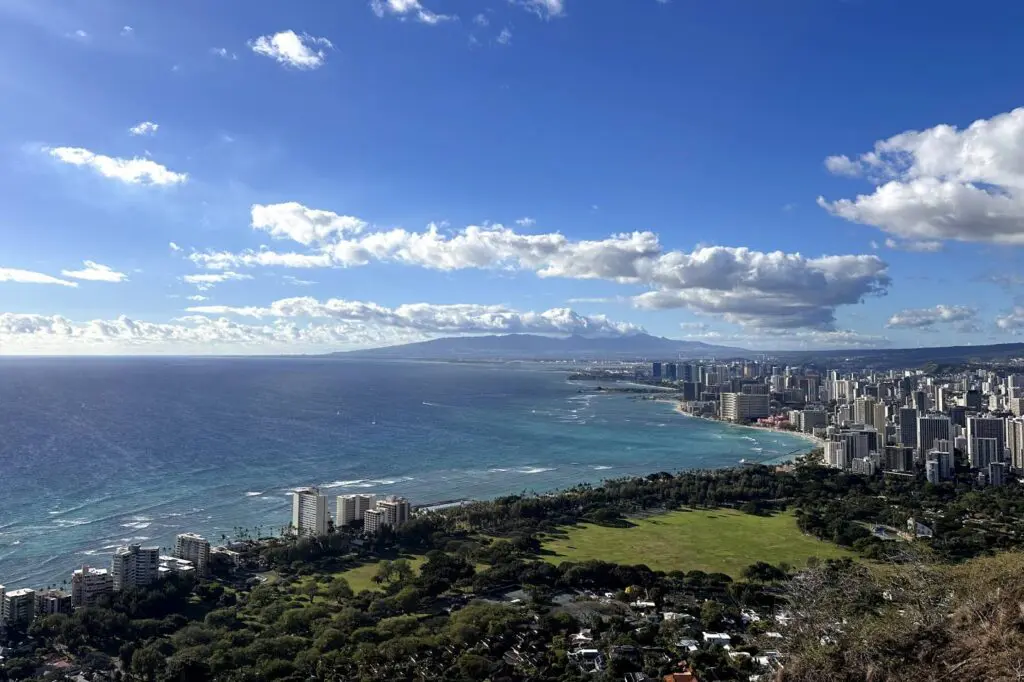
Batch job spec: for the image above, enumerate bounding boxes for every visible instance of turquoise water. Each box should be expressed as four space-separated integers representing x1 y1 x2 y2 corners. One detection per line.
0 358 812 588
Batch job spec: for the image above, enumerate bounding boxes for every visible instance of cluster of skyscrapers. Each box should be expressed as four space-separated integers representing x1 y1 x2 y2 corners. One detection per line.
0 532 210 628
291 487 412 537
660 359 1024 485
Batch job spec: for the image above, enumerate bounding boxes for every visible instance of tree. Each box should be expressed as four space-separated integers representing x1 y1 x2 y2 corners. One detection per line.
327 578 353 604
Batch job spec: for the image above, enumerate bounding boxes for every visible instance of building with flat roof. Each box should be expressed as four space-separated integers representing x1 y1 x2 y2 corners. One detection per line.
35 589 72 616
376 496 411 528
2 588 36 626
174 533 211 576
363 508 386 534
71 566 113 607
291 487 329 537
719 392 770 423
337 494 376 526
111 544 160 592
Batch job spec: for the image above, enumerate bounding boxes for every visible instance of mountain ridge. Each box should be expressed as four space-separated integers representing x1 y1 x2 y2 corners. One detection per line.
336 332 750 360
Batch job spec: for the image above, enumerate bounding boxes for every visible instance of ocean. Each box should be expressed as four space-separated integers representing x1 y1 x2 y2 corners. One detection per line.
0 357 813 589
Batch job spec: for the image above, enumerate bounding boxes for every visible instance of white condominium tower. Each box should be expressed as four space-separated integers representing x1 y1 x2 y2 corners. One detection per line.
292 487 329 536
71 566 113 607
337 494 376 526
174 533 211 575
111 544 160 591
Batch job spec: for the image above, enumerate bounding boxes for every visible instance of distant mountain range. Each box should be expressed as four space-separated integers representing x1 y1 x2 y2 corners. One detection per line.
339 333 748 360
337 333 1024 367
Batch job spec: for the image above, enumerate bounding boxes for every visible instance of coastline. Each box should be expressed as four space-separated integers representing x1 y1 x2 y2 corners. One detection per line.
655 398 822 453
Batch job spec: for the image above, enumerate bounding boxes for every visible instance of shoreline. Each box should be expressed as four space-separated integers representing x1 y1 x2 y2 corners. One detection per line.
654 398 822 453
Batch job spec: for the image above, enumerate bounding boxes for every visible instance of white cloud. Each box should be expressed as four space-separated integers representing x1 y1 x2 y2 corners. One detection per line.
61 261 128 283
169 242 182 252
210 47 238 60
515 217 536 227
70 29 89 40
516 0 565 18
497 28 513 45
370 0 454 24
249 30 333 69
46 146 187 186
186 296 641 337
251 202 366 245
679 327 891 350
282 275 316 286
121 26 134 36
883 237 943 253
473 13 490 26
886 305 978 329
187 295 208 302
129 121 159 136
820 107 1024 244
0 267 78 287
997 307 1024 332
194 202 889 330
183 271 253 291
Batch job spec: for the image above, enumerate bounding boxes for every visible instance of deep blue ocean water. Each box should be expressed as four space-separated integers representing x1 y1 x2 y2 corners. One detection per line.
0 358 813 588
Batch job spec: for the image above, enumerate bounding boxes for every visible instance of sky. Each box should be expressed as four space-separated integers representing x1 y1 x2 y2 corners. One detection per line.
3 0 1024 354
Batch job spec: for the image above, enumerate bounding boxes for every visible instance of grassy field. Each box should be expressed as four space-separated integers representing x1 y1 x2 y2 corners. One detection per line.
336 555 428 593
542 509 853 577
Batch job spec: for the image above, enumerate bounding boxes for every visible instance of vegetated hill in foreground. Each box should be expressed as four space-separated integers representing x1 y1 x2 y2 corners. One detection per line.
777 551 1024 681
337 332 750 360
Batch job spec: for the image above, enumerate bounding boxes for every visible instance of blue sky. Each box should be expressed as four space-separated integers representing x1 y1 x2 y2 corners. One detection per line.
3 0 1024 354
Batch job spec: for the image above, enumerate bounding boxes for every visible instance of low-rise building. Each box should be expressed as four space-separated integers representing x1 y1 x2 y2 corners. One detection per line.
159 556 196 578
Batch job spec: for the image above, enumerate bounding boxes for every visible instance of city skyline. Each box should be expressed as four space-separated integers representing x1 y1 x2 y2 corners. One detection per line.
4 0 1024 354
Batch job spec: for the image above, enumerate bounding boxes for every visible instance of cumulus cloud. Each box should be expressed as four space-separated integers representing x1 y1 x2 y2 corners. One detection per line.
47 146 187 185
61 261 128 283
0 267 78 287
886 304 978 329
190 202 889 330
370 0 453 24
169 242 182 252
820 107 1024 244
249 30 333 69
182 271 252 291
997 308 1024 332
129 121 158 136
187 295 208 302
883 238 943 253
515 217 536 227
497 28 513 45
186 296 641 337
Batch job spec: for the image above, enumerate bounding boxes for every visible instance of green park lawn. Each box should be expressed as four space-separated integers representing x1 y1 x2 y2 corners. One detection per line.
542 508 853 577
335 555 428 593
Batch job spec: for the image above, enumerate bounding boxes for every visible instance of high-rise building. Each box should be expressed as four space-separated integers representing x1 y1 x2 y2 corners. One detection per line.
652 362 662 381
838 431 870 461
873 403 888 433
917 415 952 456
883 445 914 472
363 508 386 534
966 390 982 411
925 456 941 485
898 408 918 449
798 409 827 433
71 566 113 607
376 497 412 528
824 440 848 469
1007 418 1024 470
967 417 1005 461
719 393 770 423
971 437 1000 469
336 494 377 526
989 461 1007 487
2 588 35 626
34 589 72 616
291 487 329 537
854 397 877 427
174 533 211 576
935 387 946 412
665 363 678 381
950 405 967 428
913 390 928 412
111 544 160 592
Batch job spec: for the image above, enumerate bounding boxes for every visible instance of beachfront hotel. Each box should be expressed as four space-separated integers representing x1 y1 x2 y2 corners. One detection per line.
111 544 160 592
337 494 376 526
292 487 330 536
71 566 113 607
174 532 211 576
